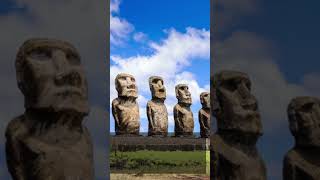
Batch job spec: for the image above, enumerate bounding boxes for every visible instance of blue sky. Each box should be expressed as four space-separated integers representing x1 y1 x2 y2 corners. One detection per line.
110 0 210 133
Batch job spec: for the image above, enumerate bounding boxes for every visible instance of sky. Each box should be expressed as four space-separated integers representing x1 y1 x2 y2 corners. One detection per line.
213 0 320 179
110 0 210 133
0 0 319 180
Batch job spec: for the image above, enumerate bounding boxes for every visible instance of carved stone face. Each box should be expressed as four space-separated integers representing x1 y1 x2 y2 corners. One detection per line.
175 84 192 105
200 92 210 109
149 76 166 100
115 73 138 98
16 39 89 114
288 96 320 147
214 70 262 135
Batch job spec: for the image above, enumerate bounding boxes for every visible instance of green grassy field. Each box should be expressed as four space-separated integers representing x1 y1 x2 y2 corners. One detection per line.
110 150 210 175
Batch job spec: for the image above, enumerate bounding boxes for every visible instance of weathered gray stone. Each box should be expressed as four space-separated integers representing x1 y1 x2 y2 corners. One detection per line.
5 38 94 180
211 70 266 180
283 96 320 180
147 76 168 137
112 73 140 135
199 92 210 138
174 84 194 137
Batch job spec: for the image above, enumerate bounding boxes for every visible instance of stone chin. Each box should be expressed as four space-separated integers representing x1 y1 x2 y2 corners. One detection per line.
296 131 320 148
221 111 263 136
179 98 192 105
153 91 166 100
26 92 89 115
118 90 138 99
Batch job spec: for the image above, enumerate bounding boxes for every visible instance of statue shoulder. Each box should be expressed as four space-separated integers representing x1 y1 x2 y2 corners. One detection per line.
112 98 120 106
5 115 28 140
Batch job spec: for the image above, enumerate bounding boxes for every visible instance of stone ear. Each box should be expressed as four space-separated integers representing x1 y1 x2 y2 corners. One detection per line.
287 109 298 135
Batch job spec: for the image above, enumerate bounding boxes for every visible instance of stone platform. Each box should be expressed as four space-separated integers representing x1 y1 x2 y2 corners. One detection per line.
110 136 209 151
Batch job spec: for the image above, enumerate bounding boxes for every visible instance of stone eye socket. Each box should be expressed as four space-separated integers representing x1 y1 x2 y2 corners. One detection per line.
28 48 52 60
300 103 314 112
152 79 162 85
66 52 80 65
222 79 238 92
131 77 135 82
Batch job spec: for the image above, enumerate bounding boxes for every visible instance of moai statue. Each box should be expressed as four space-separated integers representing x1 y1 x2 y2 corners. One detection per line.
174 84 194 137
211 70 266 180
147 76 168 137
5 38 94 180
199 92 210 138
112 73 140 135
283 96 320 180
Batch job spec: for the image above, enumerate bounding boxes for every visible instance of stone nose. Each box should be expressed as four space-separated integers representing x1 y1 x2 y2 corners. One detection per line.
238 82 251 100
185 90 191 97
53 49 69 75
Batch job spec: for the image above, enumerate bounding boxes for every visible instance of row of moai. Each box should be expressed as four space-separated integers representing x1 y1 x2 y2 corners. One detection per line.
4 38 319 180
211 70 320 180
112 73 211 138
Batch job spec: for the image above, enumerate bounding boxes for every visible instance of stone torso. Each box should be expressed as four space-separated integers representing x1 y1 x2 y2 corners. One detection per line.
147 100 168 135
174 104 194 135
112 98 140 135
5 116 94 180
211 134 266 180
199 108 210 138
284 149 320 180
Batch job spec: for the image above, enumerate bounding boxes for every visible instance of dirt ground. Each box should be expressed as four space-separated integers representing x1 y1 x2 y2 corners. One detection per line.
110 174 210 180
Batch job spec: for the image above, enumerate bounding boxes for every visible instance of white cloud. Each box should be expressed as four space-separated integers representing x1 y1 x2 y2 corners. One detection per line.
133 32 148 43
110 27 210 132
215 0 260 33
110 0 133 45
213 31 313 131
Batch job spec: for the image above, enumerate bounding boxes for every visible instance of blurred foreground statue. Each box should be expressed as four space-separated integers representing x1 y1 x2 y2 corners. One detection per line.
283 96 320 180
199 92 210 138
174 84 194 137
211 70 266 180
5 39 94 180
112 73 140 135
147 76 168 137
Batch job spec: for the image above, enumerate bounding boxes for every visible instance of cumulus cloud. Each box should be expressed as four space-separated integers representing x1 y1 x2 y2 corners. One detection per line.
110 27 210 132
110 0 133 45
214 0 261 36
213 31 313 131
133 32 148 43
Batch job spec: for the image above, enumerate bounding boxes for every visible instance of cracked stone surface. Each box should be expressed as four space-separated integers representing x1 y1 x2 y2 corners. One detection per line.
199 92 210 138
112 73 140 135
147 76 168 137
174 84 194 137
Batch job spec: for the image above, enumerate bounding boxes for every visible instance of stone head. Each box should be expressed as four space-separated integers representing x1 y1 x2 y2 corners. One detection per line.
200 92 210 109
288 96 320 147
16 38 89 114
149 76 166 100
115 73 138 99
213 70 262 135
175 84 192 105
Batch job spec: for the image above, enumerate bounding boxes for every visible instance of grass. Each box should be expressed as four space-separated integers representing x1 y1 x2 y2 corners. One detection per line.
110 150 210 175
